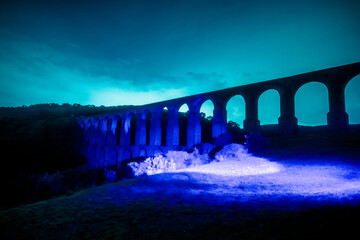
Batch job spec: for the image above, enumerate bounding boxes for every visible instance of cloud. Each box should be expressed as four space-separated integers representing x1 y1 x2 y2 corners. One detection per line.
90 87 188 106
0 34 191 106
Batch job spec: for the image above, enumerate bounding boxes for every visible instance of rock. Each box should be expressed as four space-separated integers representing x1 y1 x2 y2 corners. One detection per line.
215 143 248 161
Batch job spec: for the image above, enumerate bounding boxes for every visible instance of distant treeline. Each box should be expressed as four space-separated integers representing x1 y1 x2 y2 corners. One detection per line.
0 103 132 119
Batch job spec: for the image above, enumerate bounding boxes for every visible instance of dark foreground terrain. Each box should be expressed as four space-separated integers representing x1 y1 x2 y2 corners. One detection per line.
1 126 360 240
0 163 359 240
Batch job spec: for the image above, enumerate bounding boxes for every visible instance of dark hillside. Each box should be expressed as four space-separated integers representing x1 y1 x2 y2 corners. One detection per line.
0 103 130 208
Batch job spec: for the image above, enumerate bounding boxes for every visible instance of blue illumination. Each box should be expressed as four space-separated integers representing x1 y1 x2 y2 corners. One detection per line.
176 160 360 200
128 144 360 204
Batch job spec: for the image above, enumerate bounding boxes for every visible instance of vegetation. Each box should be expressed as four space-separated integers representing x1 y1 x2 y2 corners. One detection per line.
0 103 132 119
0 103 129 209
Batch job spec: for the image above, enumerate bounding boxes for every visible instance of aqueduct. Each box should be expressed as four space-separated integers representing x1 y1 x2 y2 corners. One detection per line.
78 62 360 168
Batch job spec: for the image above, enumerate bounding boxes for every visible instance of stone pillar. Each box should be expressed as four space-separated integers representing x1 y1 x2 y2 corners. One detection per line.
138 113 148 145
88 146 96 168
150 111 162 146
89 123 94 145
278 86 298 135
116 116 127 146
91 120 100 145
121 117 130 145
187 108 201 147
212 99 227 138
84 120 92 143
327 81 348 130
99 119 108 145
107 118 117 145
106 120 112 145
166 107 179 146
135 113 142 146
243 94 260 134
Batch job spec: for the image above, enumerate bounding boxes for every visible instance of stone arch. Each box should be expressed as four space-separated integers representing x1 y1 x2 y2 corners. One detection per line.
295 81 329 126
178 103 189 146
161 107 168 146
123 149 133 161
200 99 214 143
345 74 360 124
258 89 281 126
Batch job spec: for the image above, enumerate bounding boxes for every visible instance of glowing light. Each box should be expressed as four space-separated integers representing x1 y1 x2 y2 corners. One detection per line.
174 160 360 201
128 144 360 203
177 159 281 177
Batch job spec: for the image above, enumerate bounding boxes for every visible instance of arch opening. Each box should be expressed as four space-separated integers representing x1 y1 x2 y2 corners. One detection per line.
259 89 280 125
345 75 360 124
200 100 214 143
295 82 329 126
161 107 168 146
130 114 137 145
226 95 246 128
179 103 189 146
259 89 280 134
146 111 151 145
226 95 246 144
106 119 112 145
116 117 122 146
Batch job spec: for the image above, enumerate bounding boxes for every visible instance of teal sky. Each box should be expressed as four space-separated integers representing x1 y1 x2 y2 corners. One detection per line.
0 0 359 125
